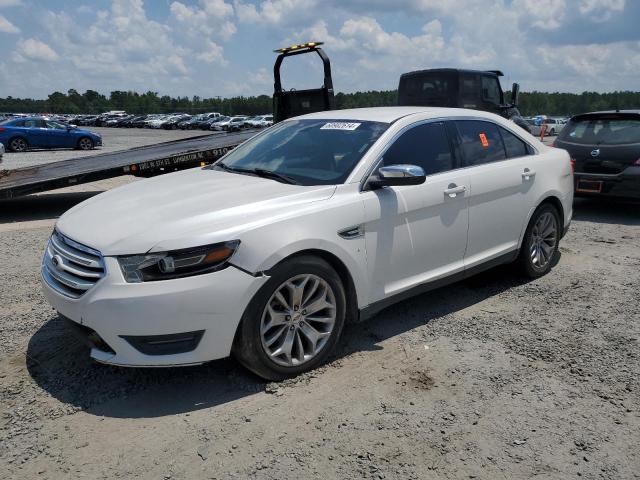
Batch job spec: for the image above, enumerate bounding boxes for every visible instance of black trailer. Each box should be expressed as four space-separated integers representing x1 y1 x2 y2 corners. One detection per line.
0 130 257 200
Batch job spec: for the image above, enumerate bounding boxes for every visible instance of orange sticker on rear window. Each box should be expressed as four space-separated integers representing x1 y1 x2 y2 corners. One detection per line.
479 133 489 148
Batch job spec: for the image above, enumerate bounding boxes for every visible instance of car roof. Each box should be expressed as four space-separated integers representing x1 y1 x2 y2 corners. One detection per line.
9 116 49 121
295 106 504 124
570 110 640 121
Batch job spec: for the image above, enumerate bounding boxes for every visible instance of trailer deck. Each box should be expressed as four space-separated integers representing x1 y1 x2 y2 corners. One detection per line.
0 130 258 199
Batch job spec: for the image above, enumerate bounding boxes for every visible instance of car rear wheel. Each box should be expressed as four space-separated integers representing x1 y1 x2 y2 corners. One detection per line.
518 204 560 278
9 137 28 152
77 137 94 150
234 255 346 380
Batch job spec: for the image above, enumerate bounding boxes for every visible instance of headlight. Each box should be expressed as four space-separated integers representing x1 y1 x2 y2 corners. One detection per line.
117 240 240 283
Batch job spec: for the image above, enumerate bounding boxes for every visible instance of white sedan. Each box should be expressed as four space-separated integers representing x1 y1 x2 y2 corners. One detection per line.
41 107 573 380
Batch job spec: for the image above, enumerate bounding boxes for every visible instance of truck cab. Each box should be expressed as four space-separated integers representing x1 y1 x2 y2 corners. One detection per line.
397 68 530 132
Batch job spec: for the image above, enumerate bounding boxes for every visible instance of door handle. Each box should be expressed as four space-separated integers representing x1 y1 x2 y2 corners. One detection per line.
522 168 536 180
444 184 466 198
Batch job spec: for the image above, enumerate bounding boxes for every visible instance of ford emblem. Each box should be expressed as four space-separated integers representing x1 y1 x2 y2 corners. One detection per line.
52 254 64 271
590 149 600 157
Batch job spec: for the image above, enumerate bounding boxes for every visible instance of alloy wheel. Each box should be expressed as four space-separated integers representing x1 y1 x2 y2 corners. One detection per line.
530 211 557 269
260 274 337 367
78 138 93 150
10 138 27 152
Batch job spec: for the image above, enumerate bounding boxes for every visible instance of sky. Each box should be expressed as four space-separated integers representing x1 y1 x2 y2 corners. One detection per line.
0 0 638 99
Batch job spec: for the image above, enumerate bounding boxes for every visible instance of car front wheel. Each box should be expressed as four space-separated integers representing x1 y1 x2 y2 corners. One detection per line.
518 203 560 278
234 255 346 380
77 137 94 150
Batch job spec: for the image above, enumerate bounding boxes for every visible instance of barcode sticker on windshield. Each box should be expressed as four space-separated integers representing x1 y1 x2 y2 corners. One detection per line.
320 122 361 131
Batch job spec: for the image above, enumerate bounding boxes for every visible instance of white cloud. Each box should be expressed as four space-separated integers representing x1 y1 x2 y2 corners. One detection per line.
0 0 21 7
579 0 625 14
170 0 235 39
201 0 234 18
235 0 317 25
196 40 227 65
0 13 18 32
16 38 58 61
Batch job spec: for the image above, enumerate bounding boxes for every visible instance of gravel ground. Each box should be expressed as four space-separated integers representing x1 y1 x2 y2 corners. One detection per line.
0 127 215 170
1 178 639 479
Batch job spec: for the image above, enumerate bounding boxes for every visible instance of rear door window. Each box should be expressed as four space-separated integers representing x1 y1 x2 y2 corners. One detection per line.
455 120 506 166
383 122 454 175
499 127 534 158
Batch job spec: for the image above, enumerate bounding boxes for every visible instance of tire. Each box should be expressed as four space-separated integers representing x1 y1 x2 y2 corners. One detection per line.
9 137 28 152
77 137 94 150
233 255 347 381
550 128 556 136
517 203 561 278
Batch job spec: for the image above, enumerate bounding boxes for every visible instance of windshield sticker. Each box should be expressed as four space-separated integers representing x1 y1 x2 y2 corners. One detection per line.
479 133 489 148
320 122 361 131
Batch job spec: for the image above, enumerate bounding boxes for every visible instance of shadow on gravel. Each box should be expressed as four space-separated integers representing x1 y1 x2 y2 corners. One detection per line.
0 192 102 223
27 263 537 419
26 316 265 419
573 198 640 226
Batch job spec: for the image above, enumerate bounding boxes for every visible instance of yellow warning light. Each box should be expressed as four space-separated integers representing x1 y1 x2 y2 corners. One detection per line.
274 41 324 53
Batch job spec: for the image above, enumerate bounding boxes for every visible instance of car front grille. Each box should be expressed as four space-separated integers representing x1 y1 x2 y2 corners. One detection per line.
42 231 105 299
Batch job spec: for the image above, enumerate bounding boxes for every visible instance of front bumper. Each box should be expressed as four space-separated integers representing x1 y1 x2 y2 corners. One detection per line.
41 257 268 367
574 168 640 199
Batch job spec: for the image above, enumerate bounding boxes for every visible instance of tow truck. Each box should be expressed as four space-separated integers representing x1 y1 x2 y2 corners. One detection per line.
0 131 257 199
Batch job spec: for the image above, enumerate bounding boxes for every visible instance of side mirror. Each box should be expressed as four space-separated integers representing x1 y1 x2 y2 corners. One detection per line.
367 164 426 189
511 83 520 107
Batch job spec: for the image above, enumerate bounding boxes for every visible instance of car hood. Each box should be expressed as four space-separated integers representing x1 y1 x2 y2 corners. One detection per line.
77 128 99 137
56 168 336 255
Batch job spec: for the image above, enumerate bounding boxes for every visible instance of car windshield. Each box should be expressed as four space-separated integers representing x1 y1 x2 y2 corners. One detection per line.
560 116 640 145
212 119 389 186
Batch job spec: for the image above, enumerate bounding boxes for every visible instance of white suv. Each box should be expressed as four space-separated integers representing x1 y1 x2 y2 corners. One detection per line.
41 107 573 380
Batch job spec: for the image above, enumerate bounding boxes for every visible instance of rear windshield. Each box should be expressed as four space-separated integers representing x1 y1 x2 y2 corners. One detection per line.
398 72 456 106
560 116 640 145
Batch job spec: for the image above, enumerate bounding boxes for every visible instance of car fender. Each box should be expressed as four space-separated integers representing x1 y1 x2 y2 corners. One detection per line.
229 187 370 308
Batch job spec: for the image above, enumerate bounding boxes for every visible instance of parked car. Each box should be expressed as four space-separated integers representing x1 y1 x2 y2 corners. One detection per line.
0 141 4 162
210 116 232 131
41 107 572 380
543 118 564 136
161 114 191 130
525 118 542 136
224 116 248 131
0 117 102 151
177 115 202 129
246 115 274 128
554 110 640 199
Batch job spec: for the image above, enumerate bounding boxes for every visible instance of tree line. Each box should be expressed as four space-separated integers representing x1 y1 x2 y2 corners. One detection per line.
0 88 638 117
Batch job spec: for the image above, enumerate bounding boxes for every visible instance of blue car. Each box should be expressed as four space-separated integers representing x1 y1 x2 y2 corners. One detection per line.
0 116 102 152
